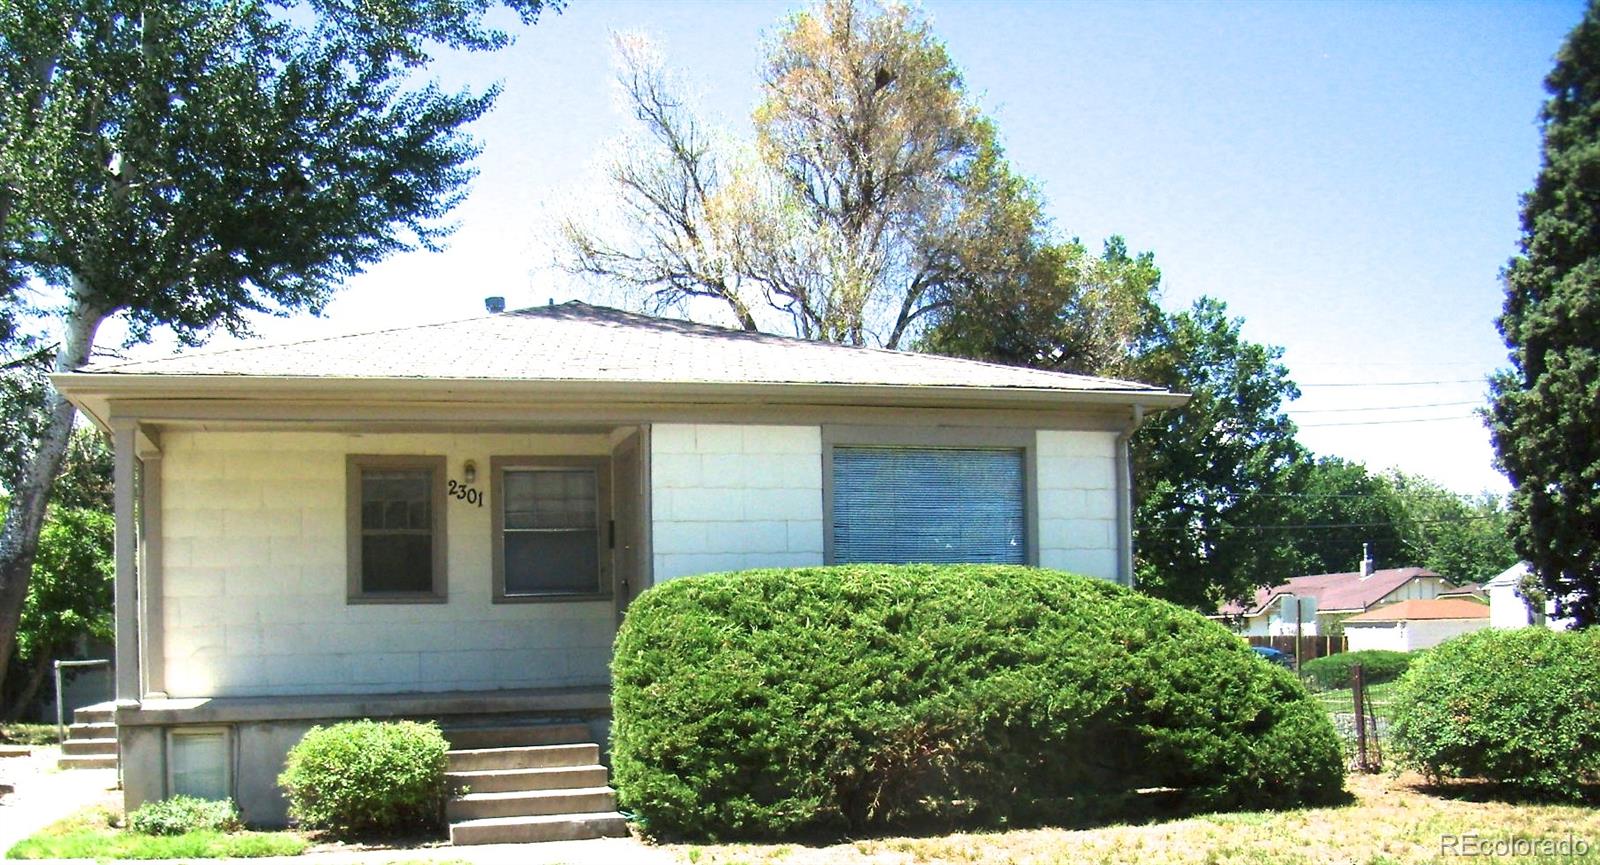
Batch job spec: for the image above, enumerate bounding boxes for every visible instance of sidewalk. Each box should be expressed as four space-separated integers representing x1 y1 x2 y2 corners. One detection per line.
0 745 120 854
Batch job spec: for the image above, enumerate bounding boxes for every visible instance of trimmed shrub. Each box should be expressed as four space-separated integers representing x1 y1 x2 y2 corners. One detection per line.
612 564 1345 839
1392 627 1600 797
127 796 242 836
1301 650 1415 691
277 720 448 835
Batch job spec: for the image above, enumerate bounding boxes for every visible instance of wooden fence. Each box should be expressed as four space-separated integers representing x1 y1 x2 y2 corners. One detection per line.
1245 634 1347 662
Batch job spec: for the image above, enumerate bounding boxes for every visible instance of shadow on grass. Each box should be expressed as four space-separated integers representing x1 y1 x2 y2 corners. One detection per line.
1399 776 1600 807
635 784 1360 847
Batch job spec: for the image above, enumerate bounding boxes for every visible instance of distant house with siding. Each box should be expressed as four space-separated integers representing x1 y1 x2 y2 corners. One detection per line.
1342 598 1490 652
1218 558 1454 637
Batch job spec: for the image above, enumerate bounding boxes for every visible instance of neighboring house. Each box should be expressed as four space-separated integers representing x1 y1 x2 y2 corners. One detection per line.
1438 581 1486 602
1486 561 1574 631
1342 598 1490 652
51 301 1184 830
1218 557 1455 637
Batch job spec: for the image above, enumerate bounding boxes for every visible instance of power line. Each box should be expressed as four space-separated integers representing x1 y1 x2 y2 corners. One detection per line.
1297 414 1480 428
1298 378 1486 388
1286 400 1482 414
1136 514 1504 534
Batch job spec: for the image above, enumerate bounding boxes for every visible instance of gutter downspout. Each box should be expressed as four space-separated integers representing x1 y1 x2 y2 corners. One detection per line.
1114 404 1147 587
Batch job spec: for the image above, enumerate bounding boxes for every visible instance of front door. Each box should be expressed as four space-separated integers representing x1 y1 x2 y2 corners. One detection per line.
611 430 645 624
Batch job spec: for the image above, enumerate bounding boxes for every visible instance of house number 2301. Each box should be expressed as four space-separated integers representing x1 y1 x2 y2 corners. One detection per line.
448 480 484 507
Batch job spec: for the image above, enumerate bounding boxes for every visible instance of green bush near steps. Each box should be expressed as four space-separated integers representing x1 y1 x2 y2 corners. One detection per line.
1392 627 1600 798
1301 649 1416 691
127 796 242 836
278 720 449 836
611 564 1346 840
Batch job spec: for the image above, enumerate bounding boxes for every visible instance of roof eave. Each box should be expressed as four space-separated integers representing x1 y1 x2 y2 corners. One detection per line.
51 371 1190 424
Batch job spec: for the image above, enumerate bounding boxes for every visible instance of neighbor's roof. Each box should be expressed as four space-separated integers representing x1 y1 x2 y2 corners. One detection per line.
1484 561 1531 589
54 303 1185 416
1343 598 1491 624
1219 567 1445 617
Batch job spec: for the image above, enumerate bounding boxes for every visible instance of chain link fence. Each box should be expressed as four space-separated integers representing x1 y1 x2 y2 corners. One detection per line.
1309 663 1390 773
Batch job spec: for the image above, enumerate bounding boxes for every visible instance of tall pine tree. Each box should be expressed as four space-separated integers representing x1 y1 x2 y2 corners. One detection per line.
1489 2 1600 628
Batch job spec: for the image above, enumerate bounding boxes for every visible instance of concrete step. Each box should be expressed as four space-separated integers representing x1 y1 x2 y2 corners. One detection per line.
61 738 117 756
447 743 599 773
69 722 116 741
442 722 591 751
57 754 117 770
72 704 114 725
448 764 610 794
0 745 31 758
449 811 628 846
447 786 615 822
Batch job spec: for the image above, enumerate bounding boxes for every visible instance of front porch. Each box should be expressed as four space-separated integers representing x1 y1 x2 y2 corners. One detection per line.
114 685 615 832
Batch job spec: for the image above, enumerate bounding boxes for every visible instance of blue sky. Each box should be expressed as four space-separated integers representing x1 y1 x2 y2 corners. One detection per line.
167 0 1586 495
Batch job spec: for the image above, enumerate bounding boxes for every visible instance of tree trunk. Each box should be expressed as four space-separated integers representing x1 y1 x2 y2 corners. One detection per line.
0 287 107 707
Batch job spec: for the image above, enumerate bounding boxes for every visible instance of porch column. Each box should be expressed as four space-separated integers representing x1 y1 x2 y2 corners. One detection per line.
112 421 140 703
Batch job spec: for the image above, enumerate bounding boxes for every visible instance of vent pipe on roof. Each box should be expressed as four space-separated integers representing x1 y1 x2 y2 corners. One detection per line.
484 296 506 313
1360 543 1375 578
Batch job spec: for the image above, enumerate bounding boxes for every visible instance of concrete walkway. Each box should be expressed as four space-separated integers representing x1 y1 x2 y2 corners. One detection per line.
0 745 120 854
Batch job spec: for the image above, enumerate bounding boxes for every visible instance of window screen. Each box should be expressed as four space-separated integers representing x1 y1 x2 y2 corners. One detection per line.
170 730 228 801
502 469 600 595
359 468 435 594
831 446 1026 565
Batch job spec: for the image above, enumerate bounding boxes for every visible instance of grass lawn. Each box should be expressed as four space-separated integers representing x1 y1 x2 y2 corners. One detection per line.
665 772 1600 865
0 723 59 746
6 807 309 861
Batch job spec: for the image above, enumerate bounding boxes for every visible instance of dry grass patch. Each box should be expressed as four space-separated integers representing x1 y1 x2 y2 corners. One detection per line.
666 773 1600 865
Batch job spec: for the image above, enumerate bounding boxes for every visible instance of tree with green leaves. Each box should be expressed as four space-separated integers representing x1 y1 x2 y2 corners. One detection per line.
0 0 557 708
561 0 1042 348
1129 297 1308 610
1488 2 1600 628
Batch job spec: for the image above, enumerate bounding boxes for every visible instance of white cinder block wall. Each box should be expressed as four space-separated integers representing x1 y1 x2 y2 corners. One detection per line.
650 424 1121 584
159 431 617 698
649 424 825 580
1034 430 1119 580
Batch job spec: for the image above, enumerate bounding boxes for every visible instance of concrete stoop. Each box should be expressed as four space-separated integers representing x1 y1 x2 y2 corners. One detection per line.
57 703 117 771
443 722 628 846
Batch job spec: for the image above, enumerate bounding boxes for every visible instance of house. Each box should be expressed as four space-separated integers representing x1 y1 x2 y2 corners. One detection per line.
1219 556 1454 637
1486 561 1574 631
1437 581 1486 602
50 301 1185 836
1342 598 1490 652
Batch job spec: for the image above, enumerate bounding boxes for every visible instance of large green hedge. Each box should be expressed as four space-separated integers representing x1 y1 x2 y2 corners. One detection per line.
1392 627 1600 797
1301 650 1415 691
611 565 1345 839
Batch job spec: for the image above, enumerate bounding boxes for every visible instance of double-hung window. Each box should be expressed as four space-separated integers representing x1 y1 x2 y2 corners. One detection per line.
492 457 609 601
346 455 447 602
826 430 1033 566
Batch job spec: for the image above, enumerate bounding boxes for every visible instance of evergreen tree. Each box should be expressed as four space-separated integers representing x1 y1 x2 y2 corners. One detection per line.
1489 3 1600 627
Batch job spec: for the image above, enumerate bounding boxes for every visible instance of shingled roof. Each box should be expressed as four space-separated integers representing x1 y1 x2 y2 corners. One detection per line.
71 302 1177 396
1219 567 1446 617
1344 598 1490 623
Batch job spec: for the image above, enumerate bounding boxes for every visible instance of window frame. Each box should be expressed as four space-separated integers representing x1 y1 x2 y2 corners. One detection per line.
491 455 612 604
821 425 1039 567
345 454 449 604
165 725 233 802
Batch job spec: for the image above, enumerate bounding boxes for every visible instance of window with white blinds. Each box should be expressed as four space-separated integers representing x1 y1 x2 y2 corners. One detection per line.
830 446 1027 565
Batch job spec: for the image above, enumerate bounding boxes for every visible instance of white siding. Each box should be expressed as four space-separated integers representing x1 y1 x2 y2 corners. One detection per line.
1035 430 1119 581
1406 618 1490 649
159 431 617 698
1489 581 1535 629
649 424 824 581
1346 622 1408 653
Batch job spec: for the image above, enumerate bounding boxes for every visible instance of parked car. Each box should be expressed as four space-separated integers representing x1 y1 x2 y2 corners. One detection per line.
1251 646 1295 669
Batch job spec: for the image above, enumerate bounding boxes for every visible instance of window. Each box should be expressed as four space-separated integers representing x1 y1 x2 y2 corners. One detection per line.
346 455 447 602
829 444 1029 565
168 728 230 801
492 456 609 601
